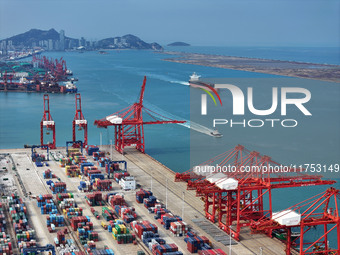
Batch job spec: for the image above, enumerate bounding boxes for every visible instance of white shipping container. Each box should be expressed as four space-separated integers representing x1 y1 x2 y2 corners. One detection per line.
216 178 238 190
106 115 123 124
75 120 87 125
43 120 55 126
119 176 136 190
272 210 301 226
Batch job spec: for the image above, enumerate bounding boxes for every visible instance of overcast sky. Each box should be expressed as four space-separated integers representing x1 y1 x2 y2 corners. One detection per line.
0 0 339 46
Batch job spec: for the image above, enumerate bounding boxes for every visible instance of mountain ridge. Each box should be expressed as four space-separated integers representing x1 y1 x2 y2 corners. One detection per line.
0 29 163 51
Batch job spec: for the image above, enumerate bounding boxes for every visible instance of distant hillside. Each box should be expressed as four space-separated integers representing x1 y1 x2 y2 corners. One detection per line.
97 34 163 50
167 42 190 46
0 29 163 51
1 28 73 47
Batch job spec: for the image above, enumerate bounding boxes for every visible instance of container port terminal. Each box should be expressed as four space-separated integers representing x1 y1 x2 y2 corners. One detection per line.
0 55 77 93
0 76 338 255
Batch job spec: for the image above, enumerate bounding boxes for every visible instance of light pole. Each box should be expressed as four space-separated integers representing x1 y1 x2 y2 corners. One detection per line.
166 178 168 209
229 226 232 255
110 139 113 160
150 176 153 192
182 191 185 219
100 132 102 150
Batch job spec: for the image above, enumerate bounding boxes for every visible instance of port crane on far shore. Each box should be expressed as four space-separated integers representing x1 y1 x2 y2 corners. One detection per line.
94 76 185 154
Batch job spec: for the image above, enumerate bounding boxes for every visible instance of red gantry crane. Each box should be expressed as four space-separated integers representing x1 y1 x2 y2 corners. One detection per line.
251 187 340 255
175 145 336 242
94 76 185 154
32 55 68 81
41 94 56 149
73 93 88 147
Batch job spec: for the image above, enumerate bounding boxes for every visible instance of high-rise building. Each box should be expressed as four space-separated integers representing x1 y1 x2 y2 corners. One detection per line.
54 41 60 51
59 30 65 51
0 41 6 51
48 39 53 51
80 37 86 47
7 40 14 51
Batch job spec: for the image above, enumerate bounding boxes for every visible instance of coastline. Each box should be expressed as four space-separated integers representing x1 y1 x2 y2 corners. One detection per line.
162 51 340 83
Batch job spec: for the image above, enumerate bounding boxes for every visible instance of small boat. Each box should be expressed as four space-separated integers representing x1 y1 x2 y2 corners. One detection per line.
66 69 73 75
273 229 300 243
64 80 78 93
210 129 223 137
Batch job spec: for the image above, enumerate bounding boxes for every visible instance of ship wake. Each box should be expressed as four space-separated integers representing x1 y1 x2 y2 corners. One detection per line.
143 102 219 137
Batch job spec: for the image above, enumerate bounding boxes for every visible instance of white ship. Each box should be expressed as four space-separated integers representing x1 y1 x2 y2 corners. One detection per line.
189 72 201 82
210 129 223 137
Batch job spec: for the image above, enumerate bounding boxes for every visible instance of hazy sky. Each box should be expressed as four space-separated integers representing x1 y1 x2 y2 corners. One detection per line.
0 0 339 46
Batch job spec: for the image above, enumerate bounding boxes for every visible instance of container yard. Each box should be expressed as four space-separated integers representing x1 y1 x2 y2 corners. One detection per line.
0 142 338 255
0 145 232 255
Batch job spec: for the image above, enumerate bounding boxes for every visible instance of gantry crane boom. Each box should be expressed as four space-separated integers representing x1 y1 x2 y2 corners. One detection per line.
94 76 185 154
175 144 336 241
251 187 340 255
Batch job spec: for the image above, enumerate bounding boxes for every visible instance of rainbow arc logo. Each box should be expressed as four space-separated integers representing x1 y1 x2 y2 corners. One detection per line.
199 83 222 115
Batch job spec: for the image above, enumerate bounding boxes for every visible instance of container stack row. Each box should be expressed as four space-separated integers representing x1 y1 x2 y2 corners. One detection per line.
111 224 135 244
114 205 137 223
38 198 57 214
93 179 112 191
131 220 158 239
0 232 11 254
8 194 37 254
63 208 83 219
50 182 67 194
65 165 81 177
46 214 65 228
88 248 114 255
82 165 97 176
107 194 125 207
113 172 130 183
78 181 93 192
85 145 100 156
185 233 213 254
43 169 55 179
54 229 67 246
36 194 53 207
85 192 105 206
92 151 105 161
102 207 116 221
136 189 153 203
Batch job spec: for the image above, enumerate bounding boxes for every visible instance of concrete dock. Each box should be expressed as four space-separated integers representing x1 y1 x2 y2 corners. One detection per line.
0 147 295 255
